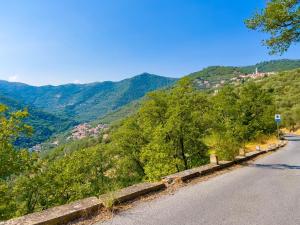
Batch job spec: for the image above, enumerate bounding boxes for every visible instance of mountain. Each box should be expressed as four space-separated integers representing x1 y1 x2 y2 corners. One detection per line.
96 59 300 123
0 95 76 148
188 59 300 87
0 73 177 122
260 68 300 126
94 100 141 125
240 59 300 74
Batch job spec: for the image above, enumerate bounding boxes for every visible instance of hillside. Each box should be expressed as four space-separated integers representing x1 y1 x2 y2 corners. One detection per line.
188 59 300 89
0 95 76 148
94 100 141 125
0 73 176 122
259 68 300 129
91 59 300 123
241 59 300 74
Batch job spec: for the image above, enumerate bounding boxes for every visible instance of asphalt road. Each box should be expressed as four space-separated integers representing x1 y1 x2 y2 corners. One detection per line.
98 135 300 225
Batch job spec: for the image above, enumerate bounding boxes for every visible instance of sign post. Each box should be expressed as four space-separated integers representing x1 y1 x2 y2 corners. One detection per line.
275 114 281 140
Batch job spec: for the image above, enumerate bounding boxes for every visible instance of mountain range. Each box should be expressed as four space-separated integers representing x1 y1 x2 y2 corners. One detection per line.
188 59 300 84
0 73 176 147
0 73 176 122
1 59 300 148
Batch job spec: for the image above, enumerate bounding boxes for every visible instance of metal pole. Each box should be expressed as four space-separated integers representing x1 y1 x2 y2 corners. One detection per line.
277 122 279 140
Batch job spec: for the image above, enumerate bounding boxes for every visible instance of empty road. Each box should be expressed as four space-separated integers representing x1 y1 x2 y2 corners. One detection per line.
98 135 300 225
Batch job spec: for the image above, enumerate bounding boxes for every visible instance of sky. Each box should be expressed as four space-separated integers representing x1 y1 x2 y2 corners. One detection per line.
0 0 299 86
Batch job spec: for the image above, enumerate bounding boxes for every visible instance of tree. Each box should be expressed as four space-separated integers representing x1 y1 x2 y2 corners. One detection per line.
237 82 276 141
206 86 242 160
110 115 147 185
140 78 210 180
206 83 276 160
0 104 32 180
0 104 34 220
246 0 300 54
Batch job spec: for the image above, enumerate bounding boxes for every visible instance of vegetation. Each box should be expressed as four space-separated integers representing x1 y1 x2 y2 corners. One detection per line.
1 62 300 220
93 59 300 126
260 68 300 130
188 59 300 82
0 73 176 123
246 0 300 54
0 95 76 148
0 60 298 149
240 59 300 74
0 74 279 220
0 105 35 218
94 100 141 125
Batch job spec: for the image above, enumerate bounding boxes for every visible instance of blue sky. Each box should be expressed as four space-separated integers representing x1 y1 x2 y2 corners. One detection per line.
0 0 299 86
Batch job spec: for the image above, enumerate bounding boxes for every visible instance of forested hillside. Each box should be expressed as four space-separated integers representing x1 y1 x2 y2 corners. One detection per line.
0 95 76 148
188 59 300 84
260 68 300 130
91 59 300 124
0 73 176 122
94 100 141 125
1 73 280 220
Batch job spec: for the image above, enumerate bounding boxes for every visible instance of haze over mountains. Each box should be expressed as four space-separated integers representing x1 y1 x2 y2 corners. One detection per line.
1 59 300 148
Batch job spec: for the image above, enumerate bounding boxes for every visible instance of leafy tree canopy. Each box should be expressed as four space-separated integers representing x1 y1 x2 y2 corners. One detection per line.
246 0 300 54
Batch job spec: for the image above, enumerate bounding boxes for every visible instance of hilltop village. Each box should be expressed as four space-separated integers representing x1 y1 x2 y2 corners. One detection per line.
195 68 275 89
30 123 109 152
68 123 109 140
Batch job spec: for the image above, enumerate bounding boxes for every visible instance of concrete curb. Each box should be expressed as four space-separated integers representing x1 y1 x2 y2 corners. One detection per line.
3 140 288 225
163 140 288 183
99 182 166 205
3 197 103 225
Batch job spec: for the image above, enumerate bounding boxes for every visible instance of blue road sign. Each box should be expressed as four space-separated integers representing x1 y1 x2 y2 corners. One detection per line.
275 114 281 123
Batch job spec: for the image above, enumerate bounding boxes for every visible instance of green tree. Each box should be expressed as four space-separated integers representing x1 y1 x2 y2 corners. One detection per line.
207 83 276 160
206 86 242 160
140 79 210 180
238 82 276 141
0 104 34 220
0 105 32 179
110 115 147 185
246 0 300 54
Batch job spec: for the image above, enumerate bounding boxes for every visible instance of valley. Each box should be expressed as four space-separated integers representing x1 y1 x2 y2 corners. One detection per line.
1 58 300 221
1 1 300 223
1 59 300 150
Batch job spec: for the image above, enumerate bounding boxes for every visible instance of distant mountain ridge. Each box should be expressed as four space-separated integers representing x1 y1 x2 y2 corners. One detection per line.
95 59 300 124
188 59 300 82
0 73 177 122
0 94 76 148
1 59 299 148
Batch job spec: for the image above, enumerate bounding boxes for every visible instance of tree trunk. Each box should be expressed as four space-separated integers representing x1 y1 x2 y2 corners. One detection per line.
179 136 188 170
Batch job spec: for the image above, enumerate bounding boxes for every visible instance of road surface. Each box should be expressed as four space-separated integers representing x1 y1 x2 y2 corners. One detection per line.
97 135 300 225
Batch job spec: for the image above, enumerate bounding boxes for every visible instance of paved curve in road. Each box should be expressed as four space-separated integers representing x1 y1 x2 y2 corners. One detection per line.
97 135 300 225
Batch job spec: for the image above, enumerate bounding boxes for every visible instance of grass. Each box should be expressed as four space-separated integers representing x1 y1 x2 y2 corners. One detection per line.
245 135 279 153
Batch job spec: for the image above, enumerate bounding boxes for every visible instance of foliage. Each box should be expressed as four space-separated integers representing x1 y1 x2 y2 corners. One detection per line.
1 60 298 149
206 83 276 160
246 0 300 54
0 95 76 148
138 79 211 180
188 59 300 84
240 59 300 74
0 72 280 220
1 144 113 219
94 100 141 125
0 105 32 179
0 105 36 219
0 73 176 123
260 68 300 130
